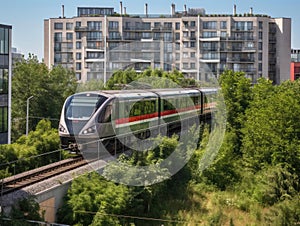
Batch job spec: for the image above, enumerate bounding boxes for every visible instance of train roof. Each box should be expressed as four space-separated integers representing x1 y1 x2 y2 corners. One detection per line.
72 87 218 99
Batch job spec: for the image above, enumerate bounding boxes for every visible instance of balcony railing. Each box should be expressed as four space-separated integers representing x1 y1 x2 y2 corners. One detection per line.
74 26 102 31
227 58 255 62
123 26 151 31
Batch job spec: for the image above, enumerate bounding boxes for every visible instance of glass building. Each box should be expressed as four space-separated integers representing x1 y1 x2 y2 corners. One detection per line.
0 24 12 144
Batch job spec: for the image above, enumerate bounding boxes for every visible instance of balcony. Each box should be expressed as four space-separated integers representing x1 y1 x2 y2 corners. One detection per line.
123 26 151 31
231 26 255 31
201 48 219 52
152 26 173 32
107 35 122 41
225 47 256 52
239 68 257 73
199 36 220 42
227 58 255 63
199 58 220 63
74 26 88 32
108 26 119 31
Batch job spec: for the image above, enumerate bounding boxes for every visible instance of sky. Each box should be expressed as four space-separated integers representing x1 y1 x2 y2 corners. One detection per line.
0 0 299 61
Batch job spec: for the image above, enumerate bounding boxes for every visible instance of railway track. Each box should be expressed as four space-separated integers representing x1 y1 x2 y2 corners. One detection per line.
0 156 88 195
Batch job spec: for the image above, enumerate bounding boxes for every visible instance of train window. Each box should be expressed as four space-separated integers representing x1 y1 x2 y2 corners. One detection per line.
163 98 176 111
130 102 142 117
193 96 200 106
66 94 107 120
101 105 112 123
129 99 156 117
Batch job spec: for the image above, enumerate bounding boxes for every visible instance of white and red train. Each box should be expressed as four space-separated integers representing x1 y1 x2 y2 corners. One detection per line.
58 88 217 154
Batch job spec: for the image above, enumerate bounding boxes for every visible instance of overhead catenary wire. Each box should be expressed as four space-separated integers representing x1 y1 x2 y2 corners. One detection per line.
74 210 203 224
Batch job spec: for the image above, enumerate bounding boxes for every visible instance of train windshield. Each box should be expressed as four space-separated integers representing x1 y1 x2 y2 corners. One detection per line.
66 93 107 120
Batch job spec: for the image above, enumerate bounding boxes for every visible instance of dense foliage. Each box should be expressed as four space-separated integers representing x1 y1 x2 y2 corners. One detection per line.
55 70 300 225
12 54 77 140
0 119 65 179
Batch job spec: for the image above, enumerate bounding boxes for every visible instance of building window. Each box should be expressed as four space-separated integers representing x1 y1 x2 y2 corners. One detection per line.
142 32 152 39
183 41 189 48
54 32 62 42
87 31 102 40
191 52 196 58
183 52 189 58
76 62 81 70
259 31 263 40
76 52 82 60
154 22 161 28
0 107 8 133
164 22 172 29
76 41 82 49
0 69 8 94
190 21 196 27
66 23 73 30
203 31 217 38
183 31 188 38
176 53 180 60
76 32 82 39
220 21 227 29
109 21 119 30
234 21 253 30
175 33 180 40
258 42 263 50
191 63 196 69
0 27 9 54
76 21 81 27
175 43 180 50
87 52 104 59
221 31 227 38
109 32 120 40
203 21 217 29
153 32 160 40
66 33 73 40
142 22 151 30
54 42 61 52
259 21 263 29
163 32 172 41
258 63 262 71
190 41 195 48
175 22 180 30
76 72 81 80
54 22 63 30
67 42 73 49
87 21 102 30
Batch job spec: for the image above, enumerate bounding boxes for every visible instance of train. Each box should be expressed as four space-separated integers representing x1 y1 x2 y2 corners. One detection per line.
58 87 217 154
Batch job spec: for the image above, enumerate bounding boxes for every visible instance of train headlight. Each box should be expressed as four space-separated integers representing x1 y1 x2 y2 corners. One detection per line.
59 124 67 133
82 125 96 134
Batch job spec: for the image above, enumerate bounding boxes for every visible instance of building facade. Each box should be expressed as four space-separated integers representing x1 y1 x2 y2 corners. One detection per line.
44 5 291 84
0 24 12 144
290 49 300 80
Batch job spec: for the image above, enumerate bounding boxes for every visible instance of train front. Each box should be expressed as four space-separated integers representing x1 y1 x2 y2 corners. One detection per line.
58 92 108 153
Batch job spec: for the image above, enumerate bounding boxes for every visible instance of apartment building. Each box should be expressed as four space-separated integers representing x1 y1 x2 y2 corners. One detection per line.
291 49 300 80
0 24 12 144
44 4 291 84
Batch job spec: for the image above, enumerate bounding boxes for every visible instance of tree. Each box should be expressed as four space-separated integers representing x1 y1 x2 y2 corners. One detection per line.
0 119 63 178
218 70 252 131
76 79 105 92
57 172 132 225
218 70 252 155
8 196 44 226
242 79 300 174
12 54 77 140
